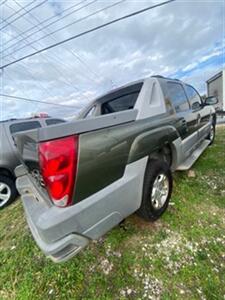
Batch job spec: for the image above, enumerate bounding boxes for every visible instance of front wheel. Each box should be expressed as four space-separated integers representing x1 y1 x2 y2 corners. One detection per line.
137 160 173 221
207 124 215 145
0 176 17 209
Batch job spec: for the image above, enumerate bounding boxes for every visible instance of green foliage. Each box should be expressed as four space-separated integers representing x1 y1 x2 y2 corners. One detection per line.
0 128 224 299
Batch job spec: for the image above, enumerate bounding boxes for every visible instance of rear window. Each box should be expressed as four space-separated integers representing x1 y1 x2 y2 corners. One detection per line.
10 121 41 134
45 118 65 126
101 92 139 115
167 82 190 113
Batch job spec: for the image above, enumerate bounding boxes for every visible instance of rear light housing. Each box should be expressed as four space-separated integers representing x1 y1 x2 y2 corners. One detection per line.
39 135 79 207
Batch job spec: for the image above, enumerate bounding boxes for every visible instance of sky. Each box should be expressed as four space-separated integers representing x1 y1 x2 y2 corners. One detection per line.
0 0 224 120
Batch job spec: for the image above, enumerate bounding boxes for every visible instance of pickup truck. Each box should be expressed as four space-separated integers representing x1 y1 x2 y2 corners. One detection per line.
15 76 217 262
0 117 65 209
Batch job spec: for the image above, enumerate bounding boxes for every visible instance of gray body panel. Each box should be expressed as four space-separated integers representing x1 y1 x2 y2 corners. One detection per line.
38 110 138 142
15 76 216 262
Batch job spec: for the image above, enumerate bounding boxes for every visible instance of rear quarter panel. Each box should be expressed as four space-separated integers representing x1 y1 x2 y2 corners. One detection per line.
74 114 180 203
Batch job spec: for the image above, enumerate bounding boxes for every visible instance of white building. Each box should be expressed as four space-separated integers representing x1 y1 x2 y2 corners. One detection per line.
206 69 225 111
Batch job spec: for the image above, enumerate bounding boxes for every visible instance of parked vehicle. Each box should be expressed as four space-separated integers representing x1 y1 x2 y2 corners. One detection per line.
0 117 65 209
14 76 217 262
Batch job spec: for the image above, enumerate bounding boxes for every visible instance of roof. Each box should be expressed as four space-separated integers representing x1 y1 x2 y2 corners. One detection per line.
89 74 177 105
206 70 223 84
77 75 181 119
82 75 178 107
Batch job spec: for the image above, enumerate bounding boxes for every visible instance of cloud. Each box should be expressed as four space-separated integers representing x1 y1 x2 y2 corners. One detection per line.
182 49 223 72
0 0 224 120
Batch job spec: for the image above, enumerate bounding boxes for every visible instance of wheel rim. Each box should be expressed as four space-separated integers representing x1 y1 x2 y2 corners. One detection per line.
210 126 214 141
0 182 11 207
151 174 169 209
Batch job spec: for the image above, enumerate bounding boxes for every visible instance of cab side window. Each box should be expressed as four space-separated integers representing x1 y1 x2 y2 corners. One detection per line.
101 92 139 115
185 85 202 111
167 82 189 113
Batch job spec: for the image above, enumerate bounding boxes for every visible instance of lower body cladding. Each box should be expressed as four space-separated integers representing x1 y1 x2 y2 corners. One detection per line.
16 156 148 262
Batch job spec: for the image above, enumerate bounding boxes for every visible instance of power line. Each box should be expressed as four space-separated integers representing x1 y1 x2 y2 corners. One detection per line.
1 9 94 100
0 0 47 30
1 0 86 48
0 0 8 8
2 0 95 53
1 24 92 100
7 0 115 87
0 0 37 24
0 0 175 70
3 69 55 104
1 0 121 88
0 93 78 108
10 0 104 82
2 0 125 59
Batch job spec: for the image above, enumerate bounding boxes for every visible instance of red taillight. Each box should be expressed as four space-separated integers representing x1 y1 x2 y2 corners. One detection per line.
39 135 79 207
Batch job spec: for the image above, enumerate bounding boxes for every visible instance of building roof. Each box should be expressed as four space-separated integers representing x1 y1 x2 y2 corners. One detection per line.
206 70 223 84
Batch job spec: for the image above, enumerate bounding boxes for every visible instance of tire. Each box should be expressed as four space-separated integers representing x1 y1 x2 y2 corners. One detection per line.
137 159 173 221
0 175 17 209
207 124 215 145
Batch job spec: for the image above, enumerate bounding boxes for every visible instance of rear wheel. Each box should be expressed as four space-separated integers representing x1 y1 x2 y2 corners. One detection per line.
0 176 17 209
137 160 173 221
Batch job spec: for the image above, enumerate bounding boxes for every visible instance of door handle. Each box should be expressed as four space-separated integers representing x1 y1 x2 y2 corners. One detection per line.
197 114 201 125
181 119 188 133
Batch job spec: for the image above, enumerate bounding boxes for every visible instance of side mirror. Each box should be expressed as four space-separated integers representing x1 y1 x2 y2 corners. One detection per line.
204 96 218 106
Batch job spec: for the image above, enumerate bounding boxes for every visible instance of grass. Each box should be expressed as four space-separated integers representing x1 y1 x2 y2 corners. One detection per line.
0 127 225 300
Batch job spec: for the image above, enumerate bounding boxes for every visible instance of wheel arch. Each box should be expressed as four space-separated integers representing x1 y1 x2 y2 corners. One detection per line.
148 144 173 167
0 167 15 180
127 125 179 168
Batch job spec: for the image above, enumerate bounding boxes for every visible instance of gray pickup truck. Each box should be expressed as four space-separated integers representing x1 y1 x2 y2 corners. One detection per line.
15 76 217 262
0 117 65 209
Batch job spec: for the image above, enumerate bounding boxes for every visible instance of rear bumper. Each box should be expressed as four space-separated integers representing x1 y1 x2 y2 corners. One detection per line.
27 213 89 262
16 156 147 262
16 174 89 262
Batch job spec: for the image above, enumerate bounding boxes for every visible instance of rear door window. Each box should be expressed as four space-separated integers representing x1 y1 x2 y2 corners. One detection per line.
10 121 41 134
185 85 202 111
167 82 190 113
